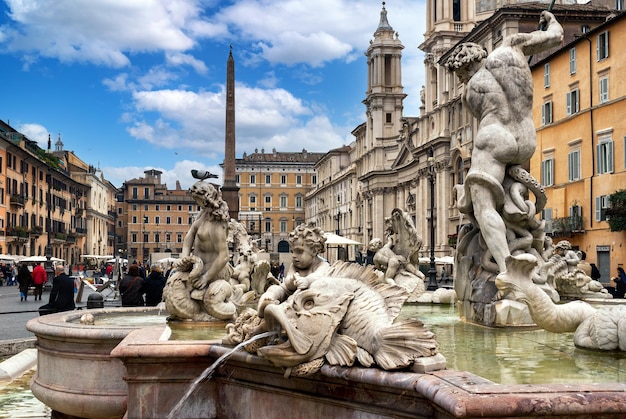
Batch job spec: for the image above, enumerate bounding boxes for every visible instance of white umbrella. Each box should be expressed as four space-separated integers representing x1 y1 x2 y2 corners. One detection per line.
436 256 455 265
323 233 361 245
106 258 128 264
19 256 64 263
82 254 114 260
0 254 16 261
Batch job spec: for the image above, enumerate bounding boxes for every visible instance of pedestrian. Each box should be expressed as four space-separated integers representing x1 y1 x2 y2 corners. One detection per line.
39 264 76 315
17 263 32 302
32 263 47 301
119 264 146 307
145 264 166 306
614 267 626 299
590 263 601 281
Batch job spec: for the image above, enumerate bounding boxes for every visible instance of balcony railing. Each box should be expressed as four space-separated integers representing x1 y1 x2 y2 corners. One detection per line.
550 216 584 237
9 195 25 207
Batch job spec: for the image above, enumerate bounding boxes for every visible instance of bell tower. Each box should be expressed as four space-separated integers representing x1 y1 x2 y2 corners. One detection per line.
363 2 406 170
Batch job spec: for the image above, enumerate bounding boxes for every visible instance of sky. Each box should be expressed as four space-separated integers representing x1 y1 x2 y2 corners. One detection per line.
0 0 427 189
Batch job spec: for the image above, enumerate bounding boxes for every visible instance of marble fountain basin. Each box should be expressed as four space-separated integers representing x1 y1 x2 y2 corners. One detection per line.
26 304 626 419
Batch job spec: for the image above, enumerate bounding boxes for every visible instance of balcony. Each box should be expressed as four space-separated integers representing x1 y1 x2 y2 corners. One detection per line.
6 226 29 242
74 228 87 236
10 195 25 207
550 216 585 238
52 232 67 243
29 226 43 237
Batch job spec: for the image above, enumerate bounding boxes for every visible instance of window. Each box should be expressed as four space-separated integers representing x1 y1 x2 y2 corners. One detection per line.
618 0 624 11
132 187 138 199
177 217 182 224
132 216 137 224
312 175 317 185
569 48 576 74
386 113 392 123
280 195 287 208
166 205 171 211
133 204 137 211
265 195 271 211
544 63 550 87
177 233 183 243
452 0 460 21
296 195 303 208
144 187 150 199
155 216 160 224
596 195 611 221
542 101 552 125
155 233 160 243
155 205 160 211
178 205 182 211
568 149 581 181
143 233 149 243
235 174 240 184
280 220 287 233
566 89 579 115
599 76 609 104
541 158 554 186
265 174 271 184
280 175 286 185
296 175 302 185
132 233 137 243
597 139 614 174
250 174 256 185
249 195 256 211
597 31 609 61
265 220 271 233
166 216 171 224
144 204 148 211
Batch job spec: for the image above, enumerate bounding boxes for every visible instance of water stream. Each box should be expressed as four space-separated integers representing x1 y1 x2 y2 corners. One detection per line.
166 331 277 419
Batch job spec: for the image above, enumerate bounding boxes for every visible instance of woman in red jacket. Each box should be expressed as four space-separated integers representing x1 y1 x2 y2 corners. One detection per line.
32 263 47 301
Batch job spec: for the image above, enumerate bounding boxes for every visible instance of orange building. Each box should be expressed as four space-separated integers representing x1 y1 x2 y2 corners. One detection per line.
531 11 626 282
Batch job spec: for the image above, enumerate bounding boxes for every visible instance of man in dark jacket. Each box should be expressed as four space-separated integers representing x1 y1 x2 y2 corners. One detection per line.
39 265 76 315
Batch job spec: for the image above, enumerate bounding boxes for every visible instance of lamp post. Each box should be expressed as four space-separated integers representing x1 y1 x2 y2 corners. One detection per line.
45 172 54 282
427 146 438 291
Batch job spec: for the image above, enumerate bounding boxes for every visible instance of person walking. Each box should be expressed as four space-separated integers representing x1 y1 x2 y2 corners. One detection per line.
39 264 76 315
145 264 166 306
31 263 47 301
17 263 32 302
119 264 146 307
614 267 626 299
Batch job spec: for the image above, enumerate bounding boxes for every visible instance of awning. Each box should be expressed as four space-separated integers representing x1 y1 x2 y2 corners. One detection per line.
324 233 361 245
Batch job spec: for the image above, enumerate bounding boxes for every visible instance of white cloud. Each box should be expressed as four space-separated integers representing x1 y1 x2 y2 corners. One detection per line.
15 123 50 149
103 160 222 191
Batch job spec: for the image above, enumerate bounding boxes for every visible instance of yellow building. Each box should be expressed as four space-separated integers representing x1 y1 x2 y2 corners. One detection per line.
235 148 323 253
531 11 626 282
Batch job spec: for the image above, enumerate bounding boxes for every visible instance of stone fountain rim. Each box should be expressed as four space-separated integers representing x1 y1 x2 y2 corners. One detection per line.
26 306 167 340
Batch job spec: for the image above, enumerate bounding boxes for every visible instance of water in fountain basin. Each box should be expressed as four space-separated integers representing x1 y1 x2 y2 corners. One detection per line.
401 304 626 384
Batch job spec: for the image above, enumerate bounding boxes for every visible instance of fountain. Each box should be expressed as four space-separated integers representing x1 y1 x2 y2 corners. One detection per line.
25 11 626 418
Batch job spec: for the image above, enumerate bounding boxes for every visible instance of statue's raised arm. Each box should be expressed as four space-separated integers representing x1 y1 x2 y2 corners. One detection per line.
506 11 563 56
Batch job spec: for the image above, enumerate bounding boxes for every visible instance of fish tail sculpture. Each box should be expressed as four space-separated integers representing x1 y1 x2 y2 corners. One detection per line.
496 254 596 333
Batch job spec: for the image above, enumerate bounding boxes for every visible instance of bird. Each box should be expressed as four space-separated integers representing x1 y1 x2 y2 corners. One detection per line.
191 170 218 180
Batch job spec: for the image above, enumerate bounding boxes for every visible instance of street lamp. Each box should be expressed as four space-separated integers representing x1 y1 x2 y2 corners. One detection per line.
45 172 54 282
427 145 438 291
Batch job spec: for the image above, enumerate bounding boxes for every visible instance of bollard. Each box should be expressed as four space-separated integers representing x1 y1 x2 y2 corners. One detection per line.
86 292 104 309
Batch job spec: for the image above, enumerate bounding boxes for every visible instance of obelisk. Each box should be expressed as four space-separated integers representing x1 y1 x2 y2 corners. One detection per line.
221 45 240 220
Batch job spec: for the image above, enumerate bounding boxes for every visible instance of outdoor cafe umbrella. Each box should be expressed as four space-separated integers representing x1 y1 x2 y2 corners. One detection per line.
19 256 64 263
